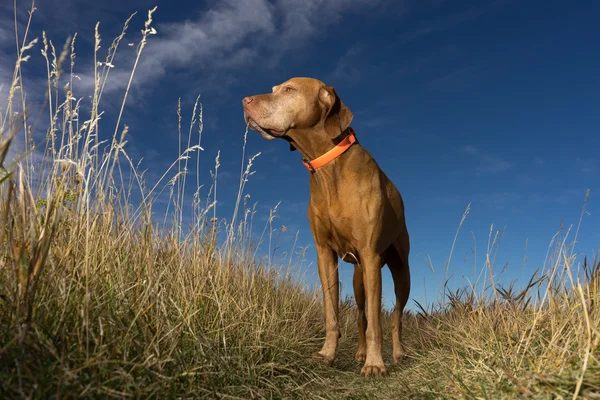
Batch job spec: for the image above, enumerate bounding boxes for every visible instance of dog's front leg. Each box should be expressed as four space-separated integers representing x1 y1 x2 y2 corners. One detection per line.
313 244 340 366
361 252 387 377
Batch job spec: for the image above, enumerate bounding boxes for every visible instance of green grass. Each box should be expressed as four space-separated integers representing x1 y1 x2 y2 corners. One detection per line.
1 4 599 399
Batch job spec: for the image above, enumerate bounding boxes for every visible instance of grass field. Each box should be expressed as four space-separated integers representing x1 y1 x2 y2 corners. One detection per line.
1 6 599 399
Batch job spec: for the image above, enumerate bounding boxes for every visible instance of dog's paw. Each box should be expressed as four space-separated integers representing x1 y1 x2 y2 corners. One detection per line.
393 353 406 365
355 349 366 363
360 364 387 378
393 348 405 365
312 351 334 367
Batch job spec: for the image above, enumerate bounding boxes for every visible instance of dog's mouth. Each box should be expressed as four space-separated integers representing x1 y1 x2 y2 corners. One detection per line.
244 113 286 140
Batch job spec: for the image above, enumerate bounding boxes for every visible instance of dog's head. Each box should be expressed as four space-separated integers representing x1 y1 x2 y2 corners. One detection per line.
242 77 353 142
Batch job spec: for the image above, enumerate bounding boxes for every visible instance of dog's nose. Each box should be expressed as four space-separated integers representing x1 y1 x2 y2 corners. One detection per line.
243 96 254 105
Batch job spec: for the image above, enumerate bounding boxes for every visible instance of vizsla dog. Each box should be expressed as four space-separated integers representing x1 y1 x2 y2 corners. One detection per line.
242 77 410 377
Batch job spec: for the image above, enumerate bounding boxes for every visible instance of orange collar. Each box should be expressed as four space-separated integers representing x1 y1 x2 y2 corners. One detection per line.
303 128 357 172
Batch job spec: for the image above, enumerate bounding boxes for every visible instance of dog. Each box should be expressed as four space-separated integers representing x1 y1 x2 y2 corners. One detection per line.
243 77 410 377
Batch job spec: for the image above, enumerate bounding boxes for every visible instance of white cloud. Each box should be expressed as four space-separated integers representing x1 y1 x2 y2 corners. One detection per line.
426 65 480 92
462 144 478 156
31 0 389 96
576 157 597 174
330 43 365 81
0 0 393 161
0 57 15 134
0 4 17 112
0 21 13 47
461 144 513 175
1 0 509 102
392 0 509 46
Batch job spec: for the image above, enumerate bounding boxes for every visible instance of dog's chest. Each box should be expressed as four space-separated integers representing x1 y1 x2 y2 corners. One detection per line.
310 205 360 261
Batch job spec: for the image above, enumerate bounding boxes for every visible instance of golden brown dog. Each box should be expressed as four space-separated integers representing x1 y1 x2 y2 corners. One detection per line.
242 77 410 377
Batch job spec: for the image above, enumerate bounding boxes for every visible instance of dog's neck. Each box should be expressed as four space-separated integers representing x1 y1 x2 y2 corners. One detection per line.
285 127 349 164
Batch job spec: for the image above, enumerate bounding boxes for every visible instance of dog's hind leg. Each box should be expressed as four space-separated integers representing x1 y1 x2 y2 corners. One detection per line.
353 263 367 362
386 234 411 364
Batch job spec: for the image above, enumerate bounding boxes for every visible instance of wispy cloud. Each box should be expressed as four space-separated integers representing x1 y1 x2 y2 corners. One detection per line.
554 188 588 205
462 144 513 175
515 156 546 185
18 0 391 96
392 0 510 47
426 65 480 93
0 18 14 48
0 3 17 110
0 62 11 111
330 43 365 82
576 157 597 174
470 191 522 211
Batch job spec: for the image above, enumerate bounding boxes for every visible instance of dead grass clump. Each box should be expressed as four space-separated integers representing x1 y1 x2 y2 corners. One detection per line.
0 4 345 398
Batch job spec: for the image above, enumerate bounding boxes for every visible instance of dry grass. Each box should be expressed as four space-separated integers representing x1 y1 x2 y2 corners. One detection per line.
1 4 598 399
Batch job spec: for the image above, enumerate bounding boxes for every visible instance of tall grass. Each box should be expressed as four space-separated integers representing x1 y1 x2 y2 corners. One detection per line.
0 4 332 398
397 203 600 400
1 4 598 399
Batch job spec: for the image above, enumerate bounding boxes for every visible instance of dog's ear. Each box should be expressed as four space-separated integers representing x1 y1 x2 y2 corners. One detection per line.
319 85 353 139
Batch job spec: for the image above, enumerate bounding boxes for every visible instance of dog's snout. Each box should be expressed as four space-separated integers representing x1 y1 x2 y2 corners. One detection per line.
243 96 254 106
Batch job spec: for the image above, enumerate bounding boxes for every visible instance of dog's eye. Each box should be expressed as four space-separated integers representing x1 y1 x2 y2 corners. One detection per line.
285 86 294 92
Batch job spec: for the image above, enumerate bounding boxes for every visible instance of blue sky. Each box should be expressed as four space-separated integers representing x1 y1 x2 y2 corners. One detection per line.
1 0 599 310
